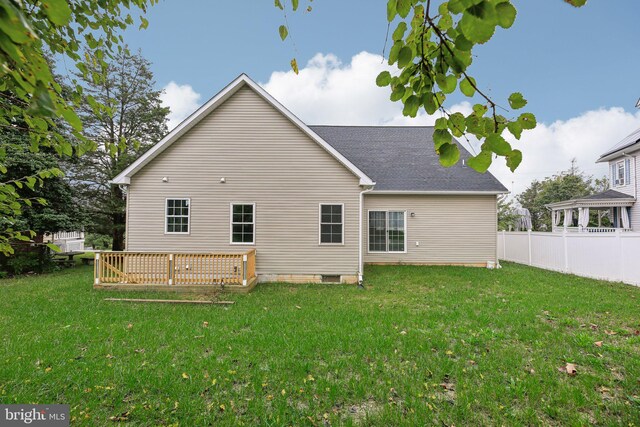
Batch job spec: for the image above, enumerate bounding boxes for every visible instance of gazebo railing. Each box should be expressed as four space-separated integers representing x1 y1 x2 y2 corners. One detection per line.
552 226 632 233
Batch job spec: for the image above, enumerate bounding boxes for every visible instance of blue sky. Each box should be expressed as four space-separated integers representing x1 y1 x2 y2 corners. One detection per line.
124 0 640 122
121 0 640 194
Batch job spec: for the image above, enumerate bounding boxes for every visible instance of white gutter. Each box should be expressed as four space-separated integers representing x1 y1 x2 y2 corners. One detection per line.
358 184 375 284
370 190 508 195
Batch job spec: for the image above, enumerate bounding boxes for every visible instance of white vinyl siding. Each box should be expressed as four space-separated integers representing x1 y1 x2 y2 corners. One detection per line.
127 86 361 275
364 194 497 265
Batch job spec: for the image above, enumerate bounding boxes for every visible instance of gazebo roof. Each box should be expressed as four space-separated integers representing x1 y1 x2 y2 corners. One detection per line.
546 189 635 210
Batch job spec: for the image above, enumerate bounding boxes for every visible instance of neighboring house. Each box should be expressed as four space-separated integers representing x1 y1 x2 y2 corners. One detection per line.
547 128 640 232
110 74 507 284
43 231 85 252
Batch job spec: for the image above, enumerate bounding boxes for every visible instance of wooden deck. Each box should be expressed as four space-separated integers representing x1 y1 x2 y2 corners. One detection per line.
93 250 257 293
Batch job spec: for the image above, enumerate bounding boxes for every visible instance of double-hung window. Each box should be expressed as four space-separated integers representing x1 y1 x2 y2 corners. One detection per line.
616 161 626 186
231 203 255 244
368 210 406 252
166 199 190 234
319 204 343 244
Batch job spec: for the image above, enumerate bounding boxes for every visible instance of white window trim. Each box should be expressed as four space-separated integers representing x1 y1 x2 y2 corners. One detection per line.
318 203 345 246
367 210 408 254
165 198 191 235
229 202 256 245
616 160 626 186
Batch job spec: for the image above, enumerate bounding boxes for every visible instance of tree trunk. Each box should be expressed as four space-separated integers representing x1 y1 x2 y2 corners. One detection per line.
112 211 125 251
111 185 126 251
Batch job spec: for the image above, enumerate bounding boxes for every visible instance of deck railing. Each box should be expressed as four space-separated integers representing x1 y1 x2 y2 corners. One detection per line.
94 250 256 287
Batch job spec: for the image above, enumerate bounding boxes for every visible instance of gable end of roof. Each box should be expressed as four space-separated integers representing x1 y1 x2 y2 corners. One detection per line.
110 74 374 186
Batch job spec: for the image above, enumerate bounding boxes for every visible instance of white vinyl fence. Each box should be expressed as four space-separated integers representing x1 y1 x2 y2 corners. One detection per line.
498 231 640 287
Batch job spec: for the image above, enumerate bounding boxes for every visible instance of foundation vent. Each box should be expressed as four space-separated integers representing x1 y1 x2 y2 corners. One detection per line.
321 275 341 284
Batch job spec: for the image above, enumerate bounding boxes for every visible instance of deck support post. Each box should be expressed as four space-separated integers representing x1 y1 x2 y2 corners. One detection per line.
242 254 248 286
168 253 174 285
94 252 100 285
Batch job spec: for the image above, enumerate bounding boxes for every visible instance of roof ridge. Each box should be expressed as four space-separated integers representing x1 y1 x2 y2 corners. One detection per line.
309 125 435 128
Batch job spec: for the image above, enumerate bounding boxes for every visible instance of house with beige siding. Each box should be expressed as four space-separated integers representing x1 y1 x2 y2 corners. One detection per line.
109 74 507 287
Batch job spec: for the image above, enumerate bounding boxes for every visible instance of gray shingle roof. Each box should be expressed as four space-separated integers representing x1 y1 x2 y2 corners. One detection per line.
310 126 508 192
598 127 640 160
581 189 635 200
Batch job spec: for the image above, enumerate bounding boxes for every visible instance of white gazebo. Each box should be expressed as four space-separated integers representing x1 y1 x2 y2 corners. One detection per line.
546 189 635 233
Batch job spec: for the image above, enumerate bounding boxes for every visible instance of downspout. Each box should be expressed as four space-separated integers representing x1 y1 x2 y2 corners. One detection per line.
358 184 375 284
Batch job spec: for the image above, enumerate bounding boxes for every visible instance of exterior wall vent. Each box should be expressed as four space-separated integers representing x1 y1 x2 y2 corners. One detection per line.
321 275 341 284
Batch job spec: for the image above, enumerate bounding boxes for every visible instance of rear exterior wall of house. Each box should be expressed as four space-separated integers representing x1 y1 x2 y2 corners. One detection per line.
362 194 498 266
126 86 362 282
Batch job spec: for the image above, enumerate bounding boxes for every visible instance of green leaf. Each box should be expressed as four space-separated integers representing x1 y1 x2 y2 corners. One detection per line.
507 92 527 109
507 120 522 139
506 149 523 171
290 58 299 74
466 150 493 173
517 112 536 130
41 0 72 26
392 22 407 41
564 0 586 6
459 77 476 97
397 0 412 18
448 112 466 136
279 25 288 41
402 95 420 117
139 16 149 30
291 0 299 11
438 13 453 31
436 74 457 94
454 34 473 51
391 85 406 102
459 7 496 44
433 129 452 149
376 71 392 87
483 133 512 156
435 117 449 130
47 243 61 253
61 108 83 131
29 83 56 116
397 46 413 68
387 0 398 22
495 2 517 29
438 143 460 167
274 0 284 10
422 93 438 114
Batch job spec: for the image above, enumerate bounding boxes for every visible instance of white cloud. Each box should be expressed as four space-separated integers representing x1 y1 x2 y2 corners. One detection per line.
160 81 202 130
262 52 640 197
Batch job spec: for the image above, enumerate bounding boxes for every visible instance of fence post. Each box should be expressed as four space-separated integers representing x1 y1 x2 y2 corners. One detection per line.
528 230 532 266
168 253 174 285
563 229 569 273
502 230 506 260
242 253 248 286
616 229 624 282
94 251 100 285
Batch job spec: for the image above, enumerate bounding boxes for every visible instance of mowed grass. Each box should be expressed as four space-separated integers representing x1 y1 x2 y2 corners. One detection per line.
0 263 639 426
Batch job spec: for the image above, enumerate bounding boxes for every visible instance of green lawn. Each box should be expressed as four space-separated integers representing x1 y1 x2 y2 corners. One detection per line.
0 263 639 426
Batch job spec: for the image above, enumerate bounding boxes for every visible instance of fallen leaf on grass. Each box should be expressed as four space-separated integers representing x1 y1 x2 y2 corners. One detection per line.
590 323 598 330
182 372 189 379
295 305 301 309
109 411 129 422
400 330 407 335
558 363 577 376
604 330 617 336
594 341 603 347
127 323 133 330
106 354 115 359
202 321 209 328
